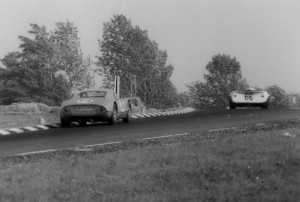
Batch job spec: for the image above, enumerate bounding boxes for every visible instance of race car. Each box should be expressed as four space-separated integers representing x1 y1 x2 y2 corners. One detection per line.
60 89 132 127
229 88 270 109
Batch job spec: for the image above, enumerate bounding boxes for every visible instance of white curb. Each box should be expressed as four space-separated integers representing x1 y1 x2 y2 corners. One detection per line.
0 108 195 136
24 126 39 132
8 128 24 133
0 130 10 135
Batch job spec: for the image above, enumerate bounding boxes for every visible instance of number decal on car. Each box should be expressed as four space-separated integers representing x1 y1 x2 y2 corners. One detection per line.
77 99 93 103
245 94 253 100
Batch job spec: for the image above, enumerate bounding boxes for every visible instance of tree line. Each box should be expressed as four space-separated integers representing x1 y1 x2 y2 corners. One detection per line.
0 15 183 108
96 15 178 108
0 15 298 109
187 54 300 109
0 21 93 106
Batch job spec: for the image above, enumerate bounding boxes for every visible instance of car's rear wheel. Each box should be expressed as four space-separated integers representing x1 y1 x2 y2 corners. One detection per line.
79 120 87 127
109 105 117 125
261 102 268 109
60 117 71 128
123 108 132 123
229 100 236 109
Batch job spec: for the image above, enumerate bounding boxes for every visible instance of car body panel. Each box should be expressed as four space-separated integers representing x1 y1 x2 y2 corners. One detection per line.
229 88 270 108
127 97 146 114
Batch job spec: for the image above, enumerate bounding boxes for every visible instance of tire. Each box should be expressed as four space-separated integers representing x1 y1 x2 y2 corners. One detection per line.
60 117 71 128
79 120 87 127
109 105 117 125
261 102 268 109
123 108 132 123
229 100 236 109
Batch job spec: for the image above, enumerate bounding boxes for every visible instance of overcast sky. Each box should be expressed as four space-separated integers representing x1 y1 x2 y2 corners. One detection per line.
0 0 299 93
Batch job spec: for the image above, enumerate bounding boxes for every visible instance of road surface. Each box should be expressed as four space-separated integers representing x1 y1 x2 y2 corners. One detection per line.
0 108 299 156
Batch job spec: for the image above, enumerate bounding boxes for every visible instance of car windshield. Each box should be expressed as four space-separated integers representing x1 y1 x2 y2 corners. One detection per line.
79 91 107 98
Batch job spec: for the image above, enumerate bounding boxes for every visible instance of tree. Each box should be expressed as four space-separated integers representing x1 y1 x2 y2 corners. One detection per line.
187 82 216 108
265 85 291 108
0 21 94 105
0 52 38 104
175 92 192 107
292 93 300 108
51 21 94 92
97 14 176 108
188 54 248 109
97 14 133 91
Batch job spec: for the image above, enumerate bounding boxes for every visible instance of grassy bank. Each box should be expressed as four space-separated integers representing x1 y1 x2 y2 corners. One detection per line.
0 103 60 129
1 128 299 202
0 113 60 129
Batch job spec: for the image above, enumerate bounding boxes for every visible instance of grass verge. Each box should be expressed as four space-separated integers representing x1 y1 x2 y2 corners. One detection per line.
1 127 299 202
0 112 59 129
0 103 60 129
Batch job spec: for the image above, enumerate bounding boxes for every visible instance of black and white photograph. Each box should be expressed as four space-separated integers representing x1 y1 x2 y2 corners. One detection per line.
0 0 299 201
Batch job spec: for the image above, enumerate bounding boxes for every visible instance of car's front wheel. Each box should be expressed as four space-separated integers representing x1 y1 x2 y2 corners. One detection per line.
261 102 268 109
109 105 117 125
123 108 132 123
60 117 71 128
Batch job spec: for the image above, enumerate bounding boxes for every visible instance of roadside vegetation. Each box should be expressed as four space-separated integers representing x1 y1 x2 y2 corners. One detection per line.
187 54 300 109
0 21 94 106
1 127 299 202
0 14 298 110
0 103 60 129
0 14 191 109
0 113 58 129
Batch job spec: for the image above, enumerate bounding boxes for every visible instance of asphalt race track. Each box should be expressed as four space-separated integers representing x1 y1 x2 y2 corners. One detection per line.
0 108 300 157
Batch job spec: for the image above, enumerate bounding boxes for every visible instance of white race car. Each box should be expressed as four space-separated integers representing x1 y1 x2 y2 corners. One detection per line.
229 88 270 109
60 89 132 127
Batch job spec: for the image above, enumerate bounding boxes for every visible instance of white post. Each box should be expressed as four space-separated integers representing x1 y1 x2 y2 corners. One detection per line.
114 76 120 98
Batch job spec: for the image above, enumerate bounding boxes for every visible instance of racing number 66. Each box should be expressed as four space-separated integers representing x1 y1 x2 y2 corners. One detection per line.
245 94 253 100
